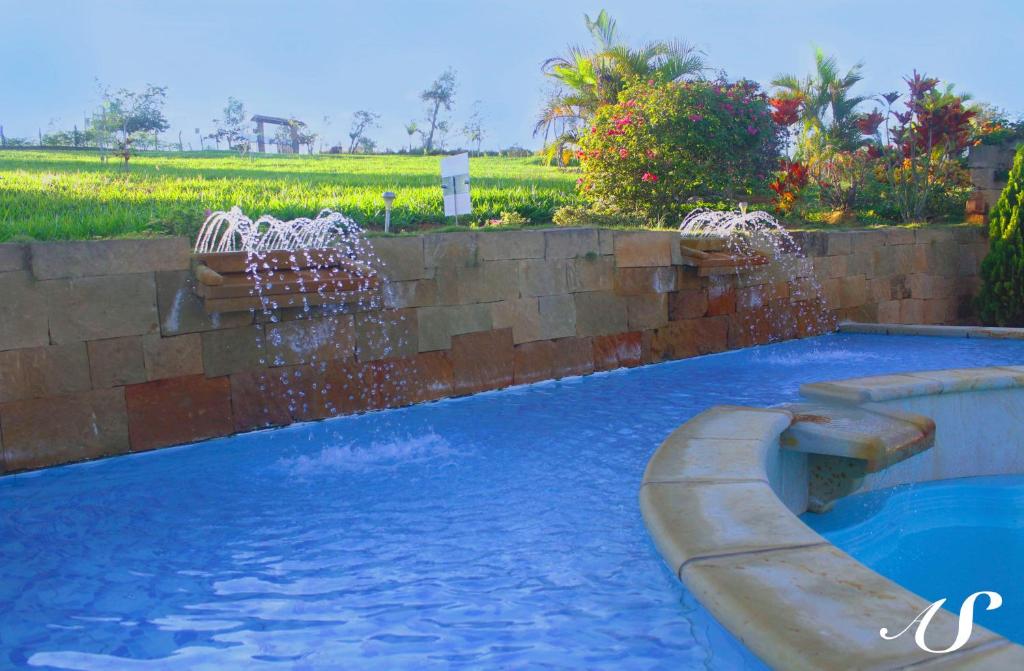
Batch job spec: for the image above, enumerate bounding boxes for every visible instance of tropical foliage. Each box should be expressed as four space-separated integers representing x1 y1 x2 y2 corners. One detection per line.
576 78 781 224
863 72 975 222
977 144 1024 325
772 49 868 157
535 10 704 163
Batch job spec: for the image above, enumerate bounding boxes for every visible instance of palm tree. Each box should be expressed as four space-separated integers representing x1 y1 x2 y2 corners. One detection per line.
404 121 420 152
534 10 704 163
772 48 868 157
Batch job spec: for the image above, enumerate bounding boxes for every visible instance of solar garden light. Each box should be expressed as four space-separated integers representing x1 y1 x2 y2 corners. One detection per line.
382 191 396 233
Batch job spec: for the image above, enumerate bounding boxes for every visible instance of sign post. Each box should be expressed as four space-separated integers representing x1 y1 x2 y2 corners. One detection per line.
440 153 471 225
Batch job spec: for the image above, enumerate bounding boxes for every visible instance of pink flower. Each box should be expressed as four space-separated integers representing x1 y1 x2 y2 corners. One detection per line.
619 148 629 159
688 113 703 122
641 172 659 183
746 125 759 135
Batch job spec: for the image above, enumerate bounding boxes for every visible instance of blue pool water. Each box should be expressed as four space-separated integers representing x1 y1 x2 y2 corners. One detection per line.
805 475 1024 645
3 333 1024 670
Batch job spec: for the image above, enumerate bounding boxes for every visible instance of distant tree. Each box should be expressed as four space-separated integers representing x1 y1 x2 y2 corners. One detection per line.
94 84 170 164
211 97 250 156
273 123 294 152
462 102 486 152
404 120 421 151
420 69 457 153
295 125 318 155
347 110 380 153
356 136 377 154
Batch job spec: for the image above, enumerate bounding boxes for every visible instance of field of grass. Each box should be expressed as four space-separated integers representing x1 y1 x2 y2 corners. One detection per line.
0 150 580 242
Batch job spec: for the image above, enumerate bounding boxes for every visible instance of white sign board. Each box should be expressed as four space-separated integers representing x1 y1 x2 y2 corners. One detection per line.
441 152 471 218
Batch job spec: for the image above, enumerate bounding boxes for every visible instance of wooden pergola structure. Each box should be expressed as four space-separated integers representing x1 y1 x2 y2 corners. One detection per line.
251 115 306 153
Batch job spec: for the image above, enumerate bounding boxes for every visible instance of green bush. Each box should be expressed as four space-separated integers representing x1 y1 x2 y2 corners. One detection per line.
576 78 782 225
977 144 1024 325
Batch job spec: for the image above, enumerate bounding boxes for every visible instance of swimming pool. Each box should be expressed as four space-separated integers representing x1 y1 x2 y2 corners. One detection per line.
3 334 1024 670
804 474 1024 647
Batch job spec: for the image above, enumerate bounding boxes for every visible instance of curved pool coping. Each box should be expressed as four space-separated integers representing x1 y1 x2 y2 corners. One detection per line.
640 363 1024 670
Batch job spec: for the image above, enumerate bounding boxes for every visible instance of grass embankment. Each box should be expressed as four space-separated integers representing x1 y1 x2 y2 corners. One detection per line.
0 150 579 242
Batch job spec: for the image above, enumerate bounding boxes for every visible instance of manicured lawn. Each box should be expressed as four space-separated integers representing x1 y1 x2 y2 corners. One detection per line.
0 150 579 242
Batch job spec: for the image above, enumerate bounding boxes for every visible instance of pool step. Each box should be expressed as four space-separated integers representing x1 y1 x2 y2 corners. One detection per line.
779 404 935 512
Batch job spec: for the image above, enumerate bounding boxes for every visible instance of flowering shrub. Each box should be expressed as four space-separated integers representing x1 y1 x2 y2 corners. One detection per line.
861 72 975 222
576 78 783 224
769 159 809 214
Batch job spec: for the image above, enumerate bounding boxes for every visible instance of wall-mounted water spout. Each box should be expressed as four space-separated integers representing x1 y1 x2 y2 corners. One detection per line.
192 207 381 314
677 206 796 274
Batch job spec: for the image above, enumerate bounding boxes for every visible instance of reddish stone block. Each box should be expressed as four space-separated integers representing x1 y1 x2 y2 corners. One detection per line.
592 333 641 371
669 289 709 320
795 301 836 336
0 388 129 471
650 322 698 361
614 332 640 366
592 335 620 371
695 318 729 355
513 340 556 385
126 374 234 451
706 281 737 316
551 336 594 378
373 351 454 407
451 328 514 395
230 368 293 432
323 359 379 416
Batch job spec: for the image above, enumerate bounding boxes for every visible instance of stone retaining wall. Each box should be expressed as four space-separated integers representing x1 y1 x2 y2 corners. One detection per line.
0 225 988 473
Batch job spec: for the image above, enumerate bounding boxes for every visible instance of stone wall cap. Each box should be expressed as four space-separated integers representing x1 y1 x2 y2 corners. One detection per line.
30 237 191 279
640 383 1024 670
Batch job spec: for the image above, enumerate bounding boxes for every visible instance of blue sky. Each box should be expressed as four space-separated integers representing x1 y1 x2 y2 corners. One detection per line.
2 0 1022 151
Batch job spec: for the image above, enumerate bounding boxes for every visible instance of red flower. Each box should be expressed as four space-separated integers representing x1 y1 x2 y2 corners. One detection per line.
769 97 802 126
641 172 658 183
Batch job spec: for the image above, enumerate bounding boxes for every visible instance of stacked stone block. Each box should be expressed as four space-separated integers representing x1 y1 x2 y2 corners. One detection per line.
0 224 988 473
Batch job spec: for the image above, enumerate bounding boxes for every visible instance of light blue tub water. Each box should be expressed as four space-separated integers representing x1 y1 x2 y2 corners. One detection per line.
805 475 1024 646
3 334 1024 670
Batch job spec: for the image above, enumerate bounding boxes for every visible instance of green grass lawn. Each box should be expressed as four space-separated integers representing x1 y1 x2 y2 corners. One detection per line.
0 150 579 242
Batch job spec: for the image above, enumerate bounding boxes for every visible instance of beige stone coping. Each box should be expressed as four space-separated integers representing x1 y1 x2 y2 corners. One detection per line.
838 321 1024 340
801 366 1024 405
640 402 1024 670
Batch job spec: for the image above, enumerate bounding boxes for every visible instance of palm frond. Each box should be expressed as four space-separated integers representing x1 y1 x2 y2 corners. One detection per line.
584 9 617 50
